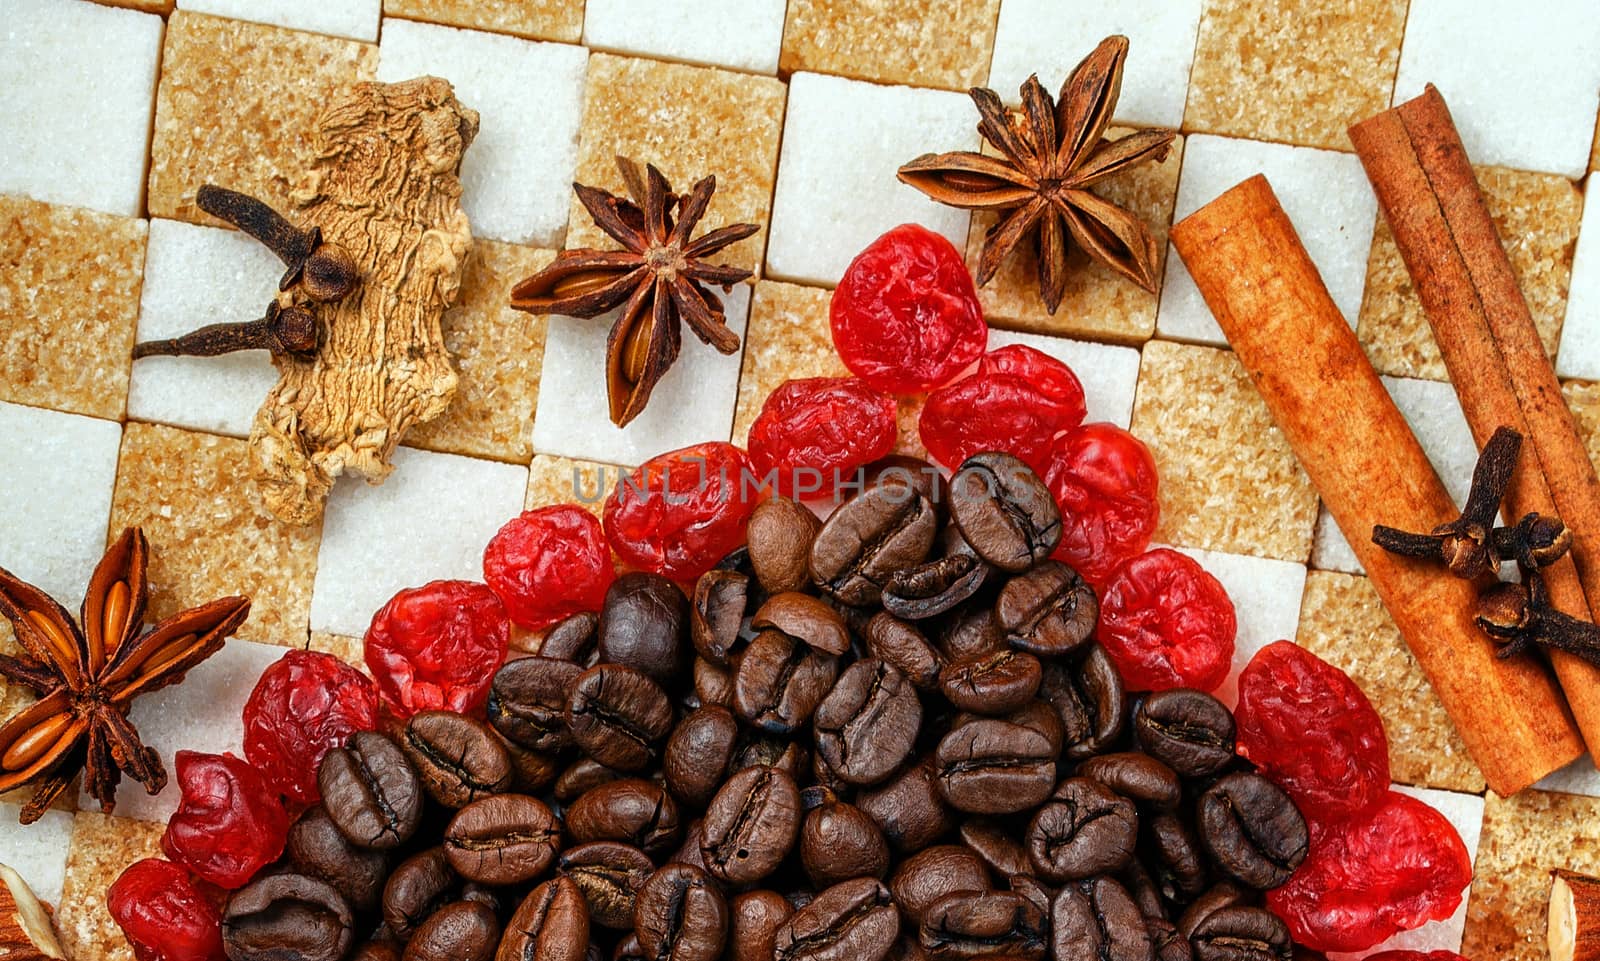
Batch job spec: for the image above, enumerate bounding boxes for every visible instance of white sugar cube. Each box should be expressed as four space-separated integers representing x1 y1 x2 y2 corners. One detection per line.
1173 546 1309 709
583 0 786 74
1557 175 1600 381
0 805 74 905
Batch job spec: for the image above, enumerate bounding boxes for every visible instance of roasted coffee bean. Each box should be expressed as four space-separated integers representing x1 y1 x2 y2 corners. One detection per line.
938 649 1042 715
403 711 515 809
1151 920 1193 961
1189 907 1292 961
353 935 404 961
956 820 1031 880
567 664 674 771
934 718 1055 814
814 658 922 785
1145 813 1208 903
1048 876 1152 961
319 730 424 850
747 498 822 595
612 934 647 961
404 900 499 961
634 864 729 961
664 705 739 808
858 455 950 522
753 592 852 656
1176 883 1251 942
882 552 989 620
801 798 890 887
222 873 353 961
489 657 581 753
559 841 654 929
383 848 459 940
937 607 1006 662
1027 777 1138 882
702 765 801 883
540 611 600 663
730 890 794 961
777 877 900 961
1197 773 1308 890
461 884 501 911
503 738 563 795
733 629 839 734
599 572 689 684
996 561 1098 657
555 757 629 805
566 778 682 856
694 656 736 708
501 877 590 961
1134 689 1237 779
864 613 945 691
1077 752 1182 810
1001 699 1066 755
811 485 937 606
858 758 955 853
732 730 811 779
1039 646 1127 760
443 793 560 885
888 845 990 926
691 569 749 665
948 453 1061 573
919 889 1047 961
670 819 709 870
287 804 389 912
1008 875 1054 916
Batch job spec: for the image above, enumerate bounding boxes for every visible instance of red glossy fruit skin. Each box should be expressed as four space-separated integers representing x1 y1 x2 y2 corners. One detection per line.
1266 791 1472 953
1236 640 1391 825
1364 953 1470 961
1096 548 1235 692
161 751 291 889
920 344 1087 472
829 223 987 394
365 580 510 718
108 858 226 961
748 377 897 497
604 442 759 581
243 649 380 805
1042 423 1159 585
484 505 616 631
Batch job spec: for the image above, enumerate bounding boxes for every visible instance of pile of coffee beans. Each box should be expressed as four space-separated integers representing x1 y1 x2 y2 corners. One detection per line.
219 452 1309 961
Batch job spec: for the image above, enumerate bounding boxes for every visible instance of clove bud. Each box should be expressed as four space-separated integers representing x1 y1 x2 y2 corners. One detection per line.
196 184 359 303
133 302 318 360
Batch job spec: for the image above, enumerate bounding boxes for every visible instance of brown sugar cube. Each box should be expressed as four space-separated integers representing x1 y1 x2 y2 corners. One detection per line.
1465 789 1600 961
108 422 321 647
0 196 146 421
54 812 165 961
570 54 785 274
307 630 365 668
404 242 556 464
526 453 623 520
1130 340 1317 562
89 0 172 14
383 0 583 42
147 11 378 224
780 0 1000 91
1566 380 1600 471
1359 166 1582 380
1183 0 1406 151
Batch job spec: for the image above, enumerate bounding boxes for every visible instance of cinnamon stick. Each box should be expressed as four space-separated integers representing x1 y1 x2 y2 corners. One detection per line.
1349 85 1600 758
1169 174 1582 796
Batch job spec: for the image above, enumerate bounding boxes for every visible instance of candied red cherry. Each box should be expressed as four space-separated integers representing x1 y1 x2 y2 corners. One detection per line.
748 377 897 497
243 649 380 805
920 344 1087 472
1267 790 1472 953
484 505 616 631
1235 640 1390 824
830 223 987 394
1042 423 1159 584
161 751 290 889
365 579 509 718
604 441 758 581
108 858 225 961
1097 548 1235 692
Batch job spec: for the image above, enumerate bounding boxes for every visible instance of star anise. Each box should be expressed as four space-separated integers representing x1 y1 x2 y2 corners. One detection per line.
897 35 1176 313
510 156 758 427
0 528 249 824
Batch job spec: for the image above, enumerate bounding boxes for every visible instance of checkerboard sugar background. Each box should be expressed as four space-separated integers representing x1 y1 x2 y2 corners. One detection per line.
1 0 1598 956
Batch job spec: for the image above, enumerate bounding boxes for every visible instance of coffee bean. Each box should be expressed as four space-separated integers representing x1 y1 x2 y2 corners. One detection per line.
919 889 1047 961
489 657 581 753
937 607 1006 663
403 900 499 961
383 848 459 940
287 804 389 912
1176 883 1251 942
955 820 1031 880
1077 752 1182 810
1152 920 1194 961
881 551 990 621
319 731 423 851
567 664 674 771
352 936 404 961
1026 777 1138 882
801 798 890 888
443 793 560 885
613 933 647 961
691 569 749 665
402 711 514 809
555 757 629 805
566 778 682 856
694 656 736 709
664 705 739 808
559 841 654 930
222 873 353 961
1048 876 1152 961
733 629 839 734
777 877 900 961
502 877 590 961
670 819 709 870
1197 773 1308 890
948 453 1061 573
938 649 1042 715
1039 646 1127 760
540 612 600 663
1008 875 1054 917
730 890 793 961
600 572 689 684
701 765 801 884
502 738 562 795
1190 906 1292 961
996 561 1097 657
1134 689 1237 779
811 485 937 606
1144 813 1208 904
934 718 1055 814
747 498 823 595
888 845 990 926
864 613 945 691
815 658 922 785
858 757 955 853
999 699 1067 755
635 864 729 961
753 592 852 656
732 730 811 779
858 455 949 522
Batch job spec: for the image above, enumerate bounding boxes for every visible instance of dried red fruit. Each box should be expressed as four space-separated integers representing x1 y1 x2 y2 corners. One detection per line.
1267 791 1472 953
365 580 509 718
920 344 1087 471
1097 548 1235 692
604 441 759 581
1042 422 1159 585
243 649 380 805
748 377 898 497
1236 640 1390 825
161 751 290 889
108 858 226 961
485 505 616 631
830 223 987 394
